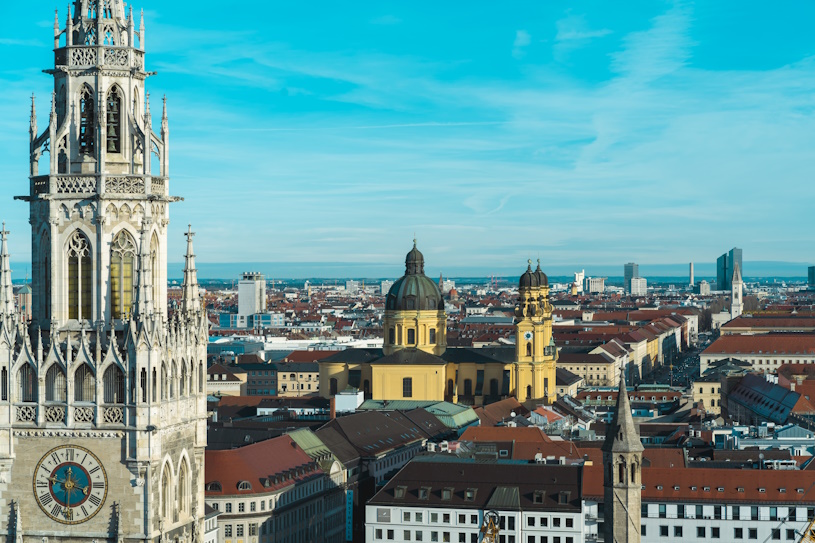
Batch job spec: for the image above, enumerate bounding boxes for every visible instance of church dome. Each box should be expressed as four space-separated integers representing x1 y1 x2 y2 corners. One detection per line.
386 242 444 311
534 260 549 287
519 261 539 289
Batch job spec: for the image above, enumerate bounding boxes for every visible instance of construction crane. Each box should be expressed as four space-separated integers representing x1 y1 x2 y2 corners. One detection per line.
479 511 500 543
800 518 815 542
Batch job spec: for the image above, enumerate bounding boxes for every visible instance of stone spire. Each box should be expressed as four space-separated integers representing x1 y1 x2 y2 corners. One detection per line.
603 369 644 454
0 224 15 317
732 261 742 284
181 226 201 314
132 224 153 318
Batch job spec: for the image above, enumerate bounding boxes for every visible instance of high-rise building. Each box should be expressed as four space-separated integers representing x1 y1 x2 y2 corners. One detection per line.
809 266 815 288
584 277 606 294
624 263 639 293
573 270 585 294
238 272 266 318
630 277 647 297
689 262 695 287
0 2 208 541
717 247 743 291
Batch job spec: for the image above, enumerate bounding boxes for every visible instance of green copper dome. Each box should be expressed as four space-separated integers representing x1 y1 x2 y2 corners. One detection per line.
386 242 444 311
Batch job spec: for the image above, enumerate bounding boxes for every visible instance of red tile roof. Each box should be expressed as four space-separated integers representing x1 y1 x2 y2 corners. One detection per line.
583 463 815 503
703 334 815 356
205 435 321 496
283 350 340 363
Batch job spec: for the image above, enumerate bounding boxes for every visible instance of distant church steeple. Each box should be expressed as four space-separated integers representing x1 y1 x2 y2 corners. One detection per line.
603 369 644 543
731 262 743 320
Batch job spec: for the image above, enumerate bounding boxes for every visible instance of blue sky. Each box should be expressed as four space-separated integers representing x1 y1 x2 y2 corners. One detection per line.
1 1 814 276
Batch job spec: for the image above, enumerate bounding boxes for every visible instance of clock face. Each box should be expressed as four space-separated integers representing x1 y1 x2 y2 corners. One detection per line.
33 445 108 525
524 331 533 341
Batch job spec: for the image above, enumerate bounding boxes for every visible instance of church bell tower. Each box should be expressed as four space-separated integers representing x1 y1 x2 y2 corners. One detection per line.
513 260 557 405
0 2 208 542
603 370 644 543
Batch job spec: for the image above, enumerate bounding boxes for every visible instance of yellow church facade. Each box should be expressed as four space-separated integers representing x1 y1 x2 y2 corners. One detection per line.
319 245 558 407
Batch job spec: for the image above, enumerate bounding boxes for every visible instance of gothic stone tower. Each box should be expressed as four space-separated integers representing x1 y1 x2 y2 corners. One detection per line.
0 1 208 542
514 260 557 405
731 262 743 320
602 371 644 543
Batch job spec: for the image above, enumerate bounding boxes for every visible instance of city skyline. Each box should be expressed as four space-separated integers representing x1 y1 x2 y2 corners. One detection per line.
2 1 815 269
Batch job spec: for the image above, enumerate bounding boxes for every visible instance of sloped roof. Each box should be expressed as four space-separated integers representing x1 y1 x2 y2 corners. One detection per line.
205 435 320 496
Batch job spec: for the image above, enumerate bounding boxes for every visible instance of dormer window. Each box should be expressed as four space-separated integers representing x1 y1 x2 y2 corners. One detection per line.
418 487 430 500
465 488 477 501
533 491 544 504
205 482 222 492
442 488 453 501
394 486 407 499
237 481 252 491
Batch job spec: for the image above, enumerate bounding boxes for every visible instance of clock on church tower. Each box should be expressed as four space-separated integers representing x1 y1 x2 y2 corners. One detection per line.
0 1 209 542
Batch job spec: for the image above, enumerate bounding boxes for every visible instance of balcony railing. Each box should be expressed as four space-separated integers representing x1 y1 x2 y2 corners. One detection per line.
30 175 168 197
55 46 145 71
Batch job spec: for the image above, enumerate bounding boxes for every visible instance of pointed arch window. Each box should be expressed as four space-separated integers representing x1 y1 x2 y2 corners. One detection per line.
46 365 67 402
178 460 189 516
198 363 204 394
152 367 158 402
41 231 51 321
1 367 7 401
106 86 122 153
79 86 95 155
150 233 160 311
17 365 37 402
140 368 147 403
161 464 172 520
75 364 95 402
180 363 187 397
110 231 136 319
103 365 125 404
68 231 92 321
56 85 66 128
170 363 177 399
161 363 168 400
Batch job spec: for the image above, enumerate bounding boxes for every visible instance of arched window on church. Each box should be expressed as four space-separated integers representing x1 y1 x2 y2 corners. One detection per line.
177 459 189 516
170 362 177 400
1 367 7 401
161 364 168 400
526 343 532 357
161 464 172 520
106 86 122 153
40 231 51 321
67 231 92 321
56 85 66 129
150 233 160 310
74 364 95 402
198 363 204 394
526 384 532 400
103 365 125 404
18 365 36 403
79 86 95 155
618 456 626 484
152 368 158 402
631 462 637 484
45 365 66 402
110 231 136 319
180 363 187 397
140 368 147 403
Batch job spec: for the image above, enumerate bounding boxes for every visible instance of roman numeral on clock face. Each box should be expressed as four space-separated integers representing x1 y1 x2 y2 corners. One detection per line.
88 494 101 506
50 504 61 517
81 505 88 517
93 482 104 489
88 466 100 474
40 494 53 506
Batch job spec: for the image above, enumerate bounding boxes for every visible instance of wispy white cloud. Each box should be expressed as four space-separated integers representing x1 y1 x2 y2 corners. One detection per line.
513 30 531 59
553 13 611 61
